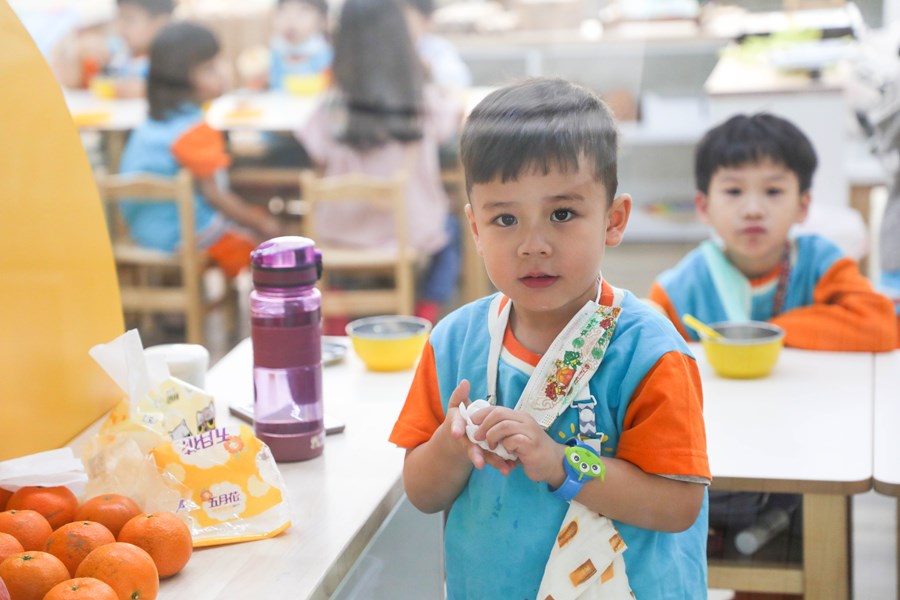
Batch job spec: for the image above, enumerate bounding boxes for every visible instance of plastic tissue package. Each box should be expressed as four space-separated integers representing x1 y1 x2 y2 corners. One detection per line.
152 424 292 547
83 330 291 546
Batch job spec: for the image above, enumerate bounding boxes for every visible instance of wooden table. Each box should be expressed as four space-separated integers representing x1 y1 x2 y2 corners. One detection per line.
155 338 420 598
696 344 875 599
872 350 900 593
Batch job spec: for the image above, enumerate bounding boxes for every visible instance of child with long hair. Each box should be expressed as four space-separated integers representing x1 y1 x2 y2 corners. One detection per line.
295 0 463 324
119 21 282 279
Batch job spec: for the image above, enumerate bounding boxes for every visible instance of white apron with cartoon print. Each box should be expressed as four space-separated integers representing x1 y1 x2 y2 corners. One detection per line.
459 283 634 599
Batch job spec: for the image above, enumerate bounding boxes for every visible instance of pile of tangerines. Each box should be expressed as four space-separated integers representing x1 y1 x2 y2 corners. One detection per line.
0 486 192 600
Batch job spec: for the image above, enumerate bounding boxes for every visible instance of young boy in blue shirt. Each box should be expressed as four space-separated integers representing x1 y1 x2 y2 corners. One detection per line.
390 78 710 599
649 113 896 351
649 112 896 552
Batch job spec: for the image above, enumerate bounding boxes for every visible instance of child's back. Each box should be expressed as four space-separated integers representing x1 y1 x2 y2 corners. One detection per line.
294 0 462 320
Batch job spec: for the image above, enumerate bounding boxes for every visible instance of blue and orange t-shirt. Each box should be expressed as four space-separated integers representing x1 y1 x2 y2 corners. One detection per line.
650 234 898 351
118 104 231 254
390 282 710 599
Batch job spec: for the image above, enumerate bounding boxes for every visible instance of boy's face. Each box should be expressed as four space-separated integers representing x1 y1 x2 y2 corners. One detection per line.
275 2 324 45
117 4 170 55
696 158 809 276
465 163 630 322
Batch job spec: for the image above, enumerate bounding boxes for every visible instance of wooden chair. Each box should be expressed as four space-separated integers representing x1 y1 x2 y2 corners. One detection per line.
299 170 417 318
95 170 233 345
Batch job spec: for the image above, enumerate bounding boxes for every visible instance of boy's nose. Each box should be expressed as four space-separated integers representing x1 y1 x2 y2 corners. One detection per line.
740 195 765 217
517 229 552 256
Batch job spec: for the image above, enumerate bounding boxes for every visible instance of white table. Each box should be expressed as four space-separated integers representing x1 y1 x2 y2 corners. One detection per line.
205 91 319 133
872 350 900 593
154 338 435 599
696 344 875 599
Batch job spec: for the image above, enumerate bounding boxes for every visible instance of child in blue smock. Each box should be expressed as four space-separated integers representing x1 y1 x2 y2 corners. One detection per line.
390 78 711 599
119 22 282 278
268 0 332 92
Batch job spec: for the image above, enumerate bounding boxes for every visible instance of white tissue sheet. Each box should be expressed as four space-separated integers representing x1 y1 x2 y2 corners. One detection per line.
457 399 517 461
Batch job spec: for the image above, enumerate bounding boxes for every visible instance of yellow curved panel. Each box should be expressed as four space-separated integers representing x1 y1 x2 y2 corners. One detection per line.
0 4 124 460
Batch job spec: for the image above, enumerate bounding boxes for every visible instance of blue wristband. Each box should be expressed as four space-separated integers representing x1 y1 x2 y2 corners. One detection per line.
549 440 604 502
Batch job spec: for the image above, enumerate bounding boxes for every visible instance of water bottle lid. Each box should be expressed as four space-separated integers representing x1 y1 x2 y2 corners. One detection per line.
251 236 322 288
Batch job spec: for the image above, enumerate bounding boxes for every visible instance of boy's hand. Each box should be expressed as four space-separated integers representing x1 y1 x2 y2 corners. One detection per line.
445 380 517 476
474 408 565 485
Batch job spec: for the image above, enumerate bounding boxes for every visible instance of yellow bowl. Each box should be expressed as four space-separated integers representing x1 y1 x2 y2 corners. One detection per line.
346 316 431 372
282 73 329 96
700 321 784 379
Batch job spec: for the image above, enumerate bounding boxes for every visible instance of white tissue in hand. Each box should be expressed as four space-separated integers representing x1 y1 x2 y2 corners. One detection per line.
458 399 517 461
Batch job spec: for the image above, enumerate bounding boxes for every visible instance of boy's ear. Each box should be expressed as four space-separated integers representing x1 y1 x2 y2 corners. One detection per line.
605 194 631 247
796 190 811 223
694 191 711 224
464 203 483 256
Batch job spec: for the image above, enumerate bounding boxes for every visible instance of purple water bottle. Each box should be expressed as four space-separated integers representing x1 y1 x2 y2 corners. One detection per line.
250 236 324 462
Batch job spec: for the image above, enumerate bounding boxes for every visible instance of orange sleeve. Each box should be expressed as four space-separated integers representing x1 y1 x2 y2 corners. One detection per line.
616 351 710 480
648 282 690 341
388 341 445 449
171 123 232 179
770 257 898 352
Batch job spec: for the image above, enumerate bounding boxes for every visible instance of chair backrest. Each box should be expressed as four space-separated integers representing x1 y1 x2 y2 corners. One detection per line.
298 170 415 317
96 170 198 275
95 170 211 344
299 170 408 250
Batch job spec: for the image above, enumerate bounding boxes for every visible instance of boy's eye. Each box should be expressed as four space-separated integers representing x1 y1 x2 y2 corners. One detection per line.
492 214 517 227
724 188 742 197
550 208 575 222
766 188 785 197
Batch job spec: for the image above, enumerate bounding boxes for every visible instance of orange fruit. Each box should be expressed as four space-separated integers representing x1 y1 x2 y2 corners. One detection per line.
0 489 12 512
0 551 70 600
0 510 52 551
0 532 23 565
7 487 78 530
74 495 141 539
46 521 116 577
43 577 119 600
117 512 191 578
74 542 158 600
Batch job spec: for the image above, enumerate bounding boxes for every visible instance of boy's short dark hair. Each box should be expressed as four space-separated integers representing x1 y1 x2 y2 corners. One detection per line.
147 22 219 120
460 77 619 204
694 113 818 194
278 0 328 16
403 0 435 17
116 0 175 16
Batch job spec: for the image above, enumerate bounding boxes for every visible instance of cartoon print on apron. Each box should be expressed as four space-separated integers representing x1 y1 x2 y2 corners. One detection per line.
459 281 635 599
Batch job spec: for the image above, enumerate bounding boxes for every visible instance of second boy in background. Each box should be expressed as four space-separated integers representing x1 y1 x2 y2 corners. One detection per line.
649 112 897 553
650 113 897 352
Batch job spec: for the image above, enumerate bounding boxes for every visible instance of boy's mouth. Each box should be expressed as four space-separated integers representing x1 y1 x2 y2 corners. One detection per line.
740 225 767 235
520 274 559 288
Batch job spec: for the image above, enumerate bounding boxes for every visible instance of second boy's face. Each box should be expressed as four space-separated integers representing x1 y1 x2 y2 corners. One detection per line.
697 159 809 277
466 163 630 323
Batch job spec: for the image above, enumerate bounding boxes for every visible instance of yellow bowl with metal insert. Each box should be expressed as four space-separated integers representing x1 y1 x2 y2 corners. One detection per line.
346 315 431 372
700 321 785 379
